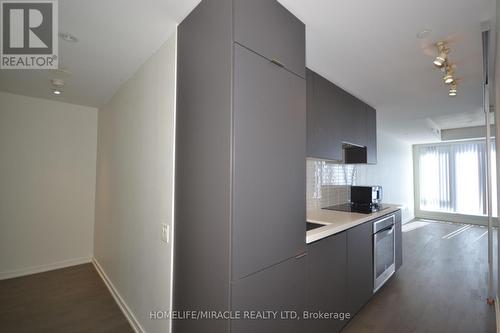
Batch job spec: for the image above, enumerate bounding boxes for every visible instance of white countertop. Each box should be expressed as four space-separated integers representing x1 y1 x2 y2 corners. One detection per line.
306 204 401 244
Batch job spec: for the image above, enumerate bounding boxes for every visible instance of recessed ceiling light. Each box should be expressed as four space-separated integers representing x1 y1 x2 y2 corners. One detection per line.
50 78 65 95
59 32 78 43
417 29 432 39
50 78 65 88
50 67 72 76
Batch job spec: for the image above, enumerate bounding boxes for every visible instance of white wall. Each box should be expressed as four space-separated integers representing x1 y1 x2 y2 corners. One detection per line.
94 33 176 333
0 91 97 279
357 130 415 222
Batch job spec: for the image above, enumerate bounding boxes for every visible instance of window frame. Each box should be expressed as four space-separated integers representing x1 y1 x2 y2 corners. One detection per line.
413 139 498 226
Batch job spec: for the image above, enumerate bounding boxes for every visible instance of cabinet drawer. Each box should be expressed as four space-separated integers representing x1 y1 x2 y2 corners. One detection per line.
234 0 305 77
231 256 306 333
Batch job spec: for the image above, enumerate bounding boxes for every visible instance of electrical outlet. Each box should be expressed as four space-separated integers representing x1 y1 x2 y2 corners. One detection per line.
161 223 169 243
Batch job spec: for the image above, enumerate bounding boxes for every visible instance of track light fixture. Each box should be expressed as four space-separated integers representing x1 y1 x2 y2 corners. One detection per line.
449 84 457 96
433 41 448 68
432 41 459 97
443 64 455 84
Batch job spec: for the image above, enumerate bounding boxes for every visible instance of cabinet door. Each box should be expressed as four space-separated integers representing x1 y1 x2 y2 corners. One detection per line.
231 255 306 333
395 209 403 271
234 0 305 78
232 44 306 280
366 105 377 164
306 232 348 333
347 221 373 315
341 94 367 147
306 69 343 161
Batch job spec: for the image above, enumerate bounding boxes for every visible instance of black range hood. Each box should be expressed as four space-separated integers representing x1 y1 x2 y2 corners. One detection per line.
343 143 367 164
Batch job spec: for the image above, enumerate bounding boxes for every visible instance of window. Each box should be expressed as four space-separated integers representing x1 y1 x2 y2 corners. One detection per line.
416 140 497 217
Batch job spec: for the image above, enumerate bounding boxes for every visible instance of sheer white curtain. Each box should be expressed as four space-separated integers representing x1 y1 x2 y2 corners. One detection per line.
417 140 497 216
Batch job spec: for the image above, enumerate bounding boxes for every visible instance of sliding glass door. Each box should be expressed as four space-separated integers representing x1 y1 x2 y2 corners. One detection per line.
415 140 497 220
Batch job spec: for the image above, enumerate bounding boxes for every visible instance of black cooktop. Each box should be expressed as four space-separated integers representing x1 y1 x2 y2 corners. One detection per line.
322 203 387 214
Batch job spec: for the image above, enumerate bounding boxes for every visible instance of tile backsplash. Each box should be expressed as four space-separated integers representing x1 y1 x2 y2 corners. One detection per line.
306 159 358 211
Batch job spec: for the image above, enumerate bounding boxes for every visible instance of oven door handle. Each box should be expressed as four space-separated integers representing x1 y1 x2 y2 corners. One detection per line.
376 224 394 235
373 214 395 233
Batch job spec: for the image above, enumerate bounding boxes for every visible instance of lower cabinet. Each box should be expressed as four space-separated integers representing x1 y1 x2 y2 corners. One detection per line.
229 210 401 333
347 221 374 315
395 210 403 271
306 232 348 333
231 255 306 333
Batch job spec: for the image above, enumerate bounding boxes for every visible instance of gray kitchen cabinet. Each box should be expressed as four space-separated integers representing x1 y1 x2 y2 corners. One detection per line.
232 44 306 280
366 105 377 164
395 209 403 271
234 0 305 78
231 255 306 333
174 0 306 332
174 1 234 332
341 93 367 148
306 69 343 161
347 221 373 315
306 69 377 163
306 232 348 333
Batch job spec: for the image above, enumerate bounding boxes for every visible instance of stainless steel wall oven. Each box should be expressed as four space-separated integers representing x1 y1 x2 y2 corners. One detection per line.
373 213 396 292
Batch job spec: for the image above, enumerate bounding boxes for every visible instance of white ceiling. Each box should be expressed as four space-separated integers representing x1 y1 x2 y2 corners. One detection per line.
0 0 199 107
0 0 494 143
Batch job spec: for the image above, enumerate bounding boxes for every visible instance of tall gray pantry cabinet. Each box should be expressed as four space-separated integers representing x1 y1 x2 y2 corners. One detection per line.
173 0 307 332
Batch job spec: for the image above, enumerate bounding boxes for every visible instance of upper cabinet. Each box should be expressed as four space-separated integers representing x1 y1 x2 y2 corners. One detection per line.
365 105 377 164
306 69 343 161
342 94 367 147
233 0 306 78
306 69 377 164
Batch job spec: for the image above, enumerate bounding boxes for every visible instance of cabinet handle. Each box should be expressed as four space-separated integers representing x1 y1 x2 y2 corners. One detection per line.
270 58 285 68
295 252 307 259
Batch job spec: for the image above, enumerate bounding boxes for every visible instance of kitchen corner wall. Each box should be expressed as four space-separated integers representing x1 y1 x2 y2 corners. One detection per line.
94 32 176 333
307 130 415 222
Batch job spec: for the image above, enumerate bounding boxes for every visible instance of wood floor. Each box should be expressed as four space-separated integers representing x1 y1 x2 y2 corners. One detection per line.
0 263 133 333
342 219 497 333
0 221 497 333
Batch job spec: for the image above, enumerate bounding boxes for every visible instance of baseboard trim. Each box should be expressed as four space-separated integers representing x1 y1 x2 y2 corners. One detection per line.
415 210 498 227
92 258 145 333
402 217 416 224
0 257 92 280
496 296 500 333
